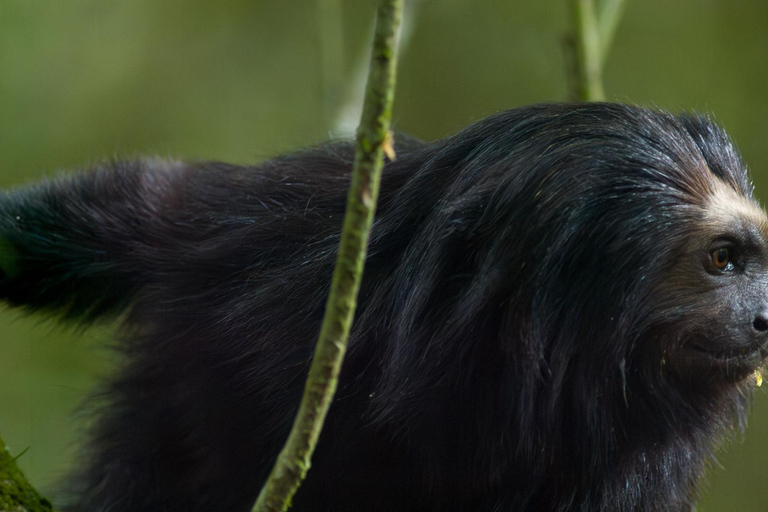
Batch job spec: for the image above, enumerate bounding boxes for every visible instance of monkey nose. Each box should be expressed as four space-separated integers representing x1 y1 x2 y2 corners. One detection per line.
753 312 768 333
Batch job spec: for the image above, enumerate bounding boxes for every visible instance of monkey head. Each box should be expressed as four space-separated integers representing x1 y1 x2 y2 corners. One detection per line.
654 177 768 384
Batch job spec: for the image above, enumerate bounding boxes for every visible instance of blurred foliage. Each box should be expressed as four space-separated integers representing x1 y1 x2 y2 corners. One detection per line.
0 1 766 510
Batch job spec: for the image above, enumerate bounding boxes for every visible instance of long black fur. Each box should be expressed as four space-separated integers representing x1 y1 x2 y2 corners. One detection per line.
0 103 761 511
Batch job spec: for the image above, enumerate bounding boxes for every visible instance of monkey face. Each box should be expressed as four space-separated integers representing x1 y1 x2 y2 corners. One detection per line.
661 180 768 381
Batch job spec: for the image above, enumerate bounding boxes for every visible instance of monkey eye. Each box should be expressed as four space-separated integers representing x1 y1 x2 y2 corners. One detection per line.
711 247 734 272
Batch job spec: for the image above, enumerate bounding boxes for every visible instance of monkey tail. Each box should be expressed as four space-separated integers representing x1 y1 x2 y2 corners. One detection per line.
0 160 185 321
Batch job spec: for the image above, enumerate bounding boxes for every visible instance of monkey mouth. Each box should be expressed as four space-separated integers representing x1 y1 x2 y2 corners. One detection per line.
685 341 768 376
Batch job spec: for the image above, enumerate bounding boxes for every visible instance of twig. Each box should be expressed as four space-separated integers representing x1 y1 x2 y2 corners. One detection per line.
596 0 627 63
317 0 345 125
565 0 627 101
332 0 422 137
251 1 404 510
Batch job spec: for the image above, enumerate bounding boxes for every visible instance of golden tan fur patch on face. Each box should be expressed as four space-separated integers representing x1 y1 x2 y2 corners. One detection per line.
705 178 768 235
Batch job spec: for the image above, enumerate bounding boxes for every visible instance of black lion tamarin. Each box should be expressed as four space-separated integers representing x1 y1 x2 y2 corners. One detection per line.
1 103 766 511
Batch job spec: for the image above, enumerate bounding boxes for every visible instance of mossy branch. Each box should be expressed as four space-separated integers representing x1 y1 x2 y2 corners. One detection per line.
251 1 404 511
564 0 627 101
0 435 56 512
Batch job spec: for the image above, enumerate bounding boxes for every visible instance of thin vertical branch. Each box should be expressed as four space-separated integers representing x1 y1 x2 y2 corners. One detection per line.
596 0 627 63
332 0 423 137
571 0 604 101
316 0 345 124
251 1 404 510
565 0 627 101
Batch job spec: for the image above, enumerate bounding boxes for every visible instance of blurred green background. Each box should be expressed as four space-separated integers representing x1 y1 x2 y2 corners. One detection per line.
0 1 766 509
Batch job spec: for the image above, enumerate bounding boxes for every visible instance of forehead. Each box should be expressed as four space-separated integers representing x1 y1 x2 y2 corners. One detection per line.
705 178 768 240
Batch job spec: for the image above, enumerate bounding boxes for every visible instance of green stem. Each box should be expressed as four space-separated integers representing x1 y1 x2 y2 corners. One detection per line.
251 1 404 510
316 0 345 124
596 0 627 64
571 0 605 101
566 0 627 101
